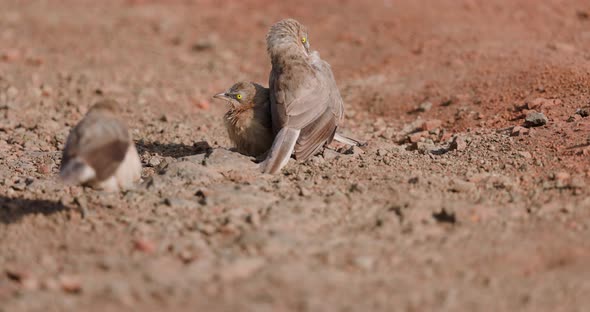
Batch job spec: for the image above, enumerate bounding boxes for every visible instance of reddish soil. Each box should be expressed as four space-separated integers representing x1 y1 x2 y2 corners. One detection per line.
1 0 590 311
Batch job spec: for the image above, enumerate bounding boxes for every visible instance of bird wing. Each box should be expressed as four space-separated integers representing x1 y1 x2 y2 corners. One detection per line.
270 60 329 131
270 55 341 161
314 56 344 123
62 113 131 181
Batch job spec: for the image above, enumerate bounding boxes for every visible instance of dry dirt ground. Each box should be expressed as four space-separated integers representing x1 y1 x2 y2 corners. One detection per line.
1 0 590 311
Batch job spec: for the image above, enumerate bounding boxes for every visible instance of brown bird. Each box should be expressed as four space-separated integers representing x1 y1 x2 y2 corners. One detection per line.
262 18 344 173
213 81 274 157
60 99 142 192
214 81 363 159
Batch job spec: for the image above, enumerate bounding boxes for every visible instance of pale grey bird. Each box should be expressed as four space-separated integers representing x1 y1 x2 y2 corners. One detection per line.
262 18 345 174
60 99 142 192
213 81 274 157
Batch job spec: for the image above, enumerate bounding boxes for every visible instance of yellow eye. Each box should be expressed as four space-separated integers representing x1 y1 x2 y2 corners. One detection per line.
302 37 307 44
236 94 242 100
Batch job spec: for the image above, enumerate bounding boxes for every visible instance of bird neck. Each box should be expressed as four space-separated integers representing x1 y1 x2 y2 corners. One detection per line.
269 43 308 67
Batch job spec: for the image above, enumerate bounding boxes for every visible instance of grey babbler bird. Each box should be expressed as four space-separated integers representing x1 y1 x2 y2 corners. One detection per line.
214 81 363 159
261 18 345 174
60 99 142 192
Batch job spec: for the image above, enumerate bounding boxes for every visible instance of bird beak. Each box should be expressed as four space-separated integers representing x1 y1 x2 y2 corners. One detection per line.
213 92 229 100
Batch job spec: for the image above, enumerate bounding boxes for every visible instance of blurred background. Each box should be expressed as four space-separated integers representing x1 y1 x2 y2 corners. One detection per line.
1 1 590 311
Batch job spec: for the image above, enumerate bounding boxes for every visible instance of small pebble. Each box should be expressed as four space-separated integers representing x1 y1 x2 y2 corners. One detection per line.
418 101 432 112
450 136 467 151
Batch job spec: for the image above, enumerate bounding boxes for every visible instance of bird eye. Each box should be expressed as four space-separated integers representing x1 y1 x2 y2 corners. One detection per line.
236 94 242 100
302 37 307 44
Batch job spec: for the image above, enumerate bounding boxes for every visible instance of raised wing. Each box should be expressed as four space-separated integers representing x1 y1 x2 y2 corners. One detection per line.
269 54 341 161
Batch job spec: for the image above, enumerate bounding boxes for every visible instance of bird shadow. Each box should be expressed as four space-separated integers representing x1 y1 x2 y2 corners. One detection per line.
0 196 70 225
135 140 212 158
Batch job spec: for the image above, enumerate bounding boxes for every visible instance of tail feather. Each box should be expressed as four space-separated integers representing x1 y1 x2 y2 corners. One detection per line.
333 133 366 147
60 158 96 185
261 128 300 174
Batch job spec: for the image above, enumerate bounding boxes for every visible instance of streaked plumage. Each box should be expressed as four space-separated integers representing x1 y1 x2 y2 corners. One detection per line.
213 82 274 157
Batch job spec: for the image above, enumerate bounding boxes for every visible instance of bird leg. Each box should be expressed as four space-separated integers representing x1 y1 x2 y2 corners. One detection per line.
260 127 300 174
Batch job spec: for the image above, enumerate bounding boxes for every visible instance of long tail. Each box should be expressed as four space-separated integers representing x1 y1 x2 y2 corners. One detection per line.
59 158 96 185
261 127 300 174
333 132 366 147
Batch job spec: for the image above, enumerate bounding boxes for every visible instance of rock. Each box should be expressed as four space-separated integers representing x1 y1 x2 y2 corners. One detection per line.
219 257 265 282
41 278 60 291
322 148 340 160
10 180 27 191
408 131 428 143
418 101 433 112
553 171 570 183
517 151 532 159
524 111 548 127
511 126 529 136
148 156 161 167
448 179 475 193
6 86 18 98
1 49 20 62
349 183 367 193
21 277 40 291
5 267 31 282
197 99 210 110
343 145 365 156
380 127 396 139
547 42 576 53
192 36 217 51
36 163 52 174
40 85 53 97
376 149 389 157
450 135 467 151
570 176 586 189
133 238 156 254
299 187 312 197
415 141 436 154
58 275 82 294
202 148 257 170
420 119 442 131
576 107 589 117
353 256 375 271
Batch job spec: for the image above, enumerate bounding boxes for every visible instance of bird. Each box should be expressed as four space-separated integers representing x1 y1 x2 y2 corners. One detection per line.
262 18 345 174
212 81 274 157
59 99 142 192
214 81 364 158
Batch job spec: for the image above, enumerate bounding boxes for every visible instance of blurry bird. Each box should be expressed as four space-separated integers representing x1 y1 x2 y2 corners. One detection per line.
213 81 274 157
214 81 364 159
262 18 345 173
60 99 142 192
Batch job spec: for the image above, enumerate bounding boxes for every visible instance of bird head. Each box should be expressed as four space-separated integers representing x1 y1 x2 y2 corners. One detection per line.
266 18 310 57
213 82 263 109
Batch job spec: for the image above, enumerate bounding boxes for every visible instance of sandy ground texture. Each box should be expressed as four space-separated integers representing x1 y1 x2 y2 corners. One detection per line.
1 0 590 311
